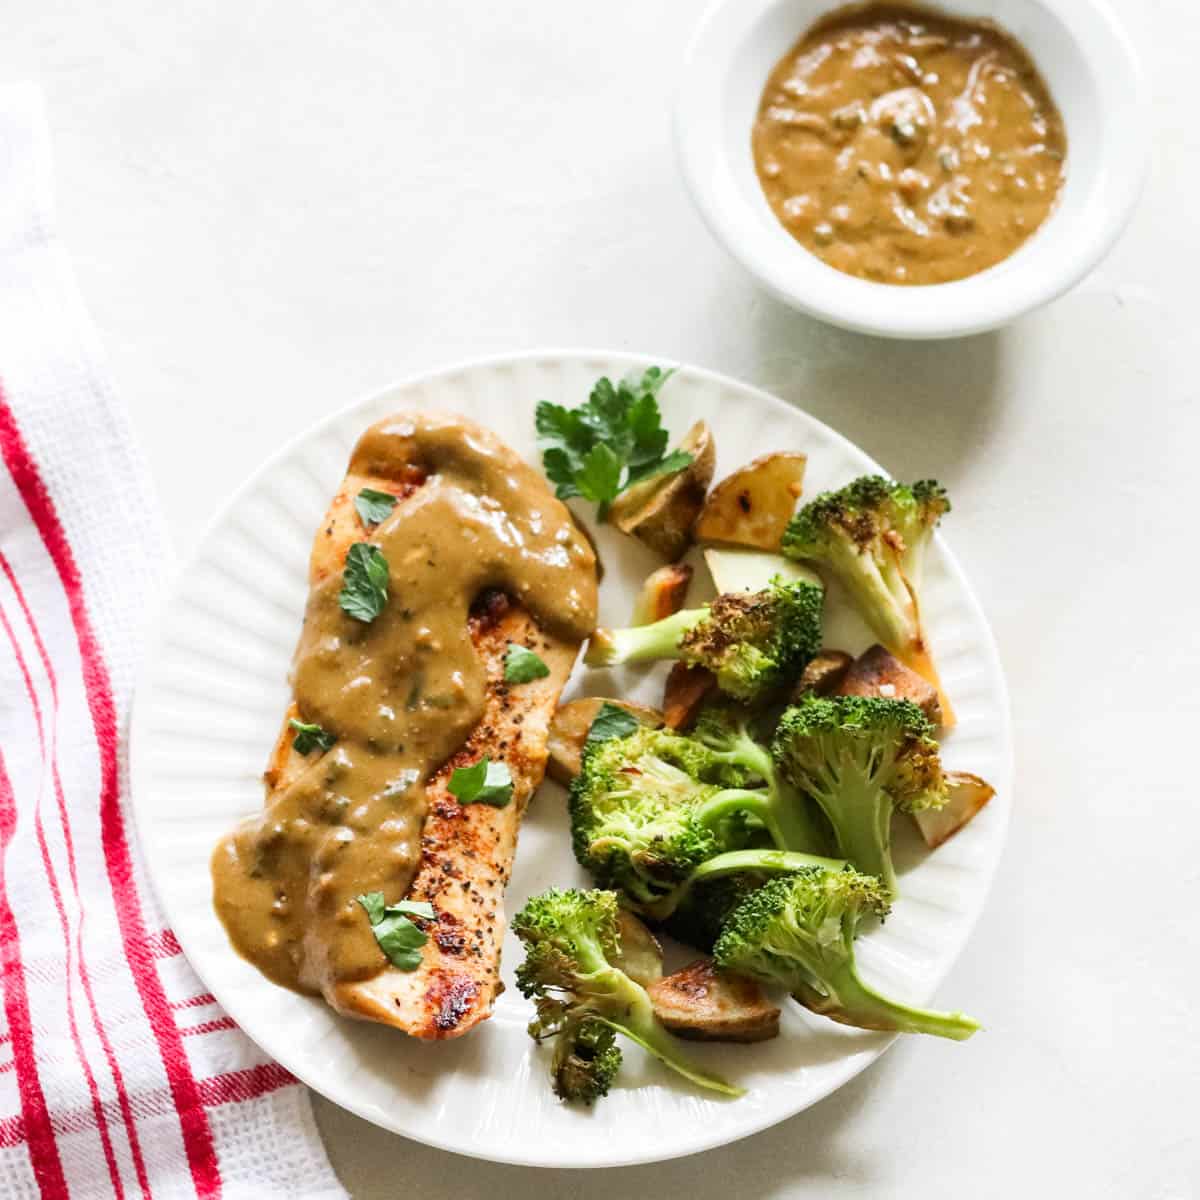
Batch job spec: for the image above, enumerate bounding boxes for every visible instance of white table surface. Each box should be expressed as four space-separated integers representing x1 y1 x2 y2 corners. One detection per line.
5 0 1196 1195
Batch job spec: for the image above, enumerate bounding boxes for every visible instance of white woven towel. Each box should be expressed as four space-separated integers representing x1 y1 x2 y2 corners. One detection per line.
0 84 345 1199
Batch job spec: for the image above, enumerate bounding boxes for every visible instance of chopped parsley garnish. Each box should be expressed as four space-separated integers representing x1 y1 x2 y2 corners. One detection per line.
503 643 550 684
448 757 514 807
535 366 692 520
354 487 398 528
339 542 389 623
356 892 433 971
585 702 640 748
357 892 388 924
288 718 336 755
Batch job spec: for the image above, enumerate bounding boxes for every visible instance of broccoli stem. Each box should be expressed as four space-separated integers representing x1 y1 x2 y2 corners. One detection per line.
583 608 705 667
642 848 847 921
694 787 822 857
600 977 744 1096
803 965 979 1041
704 734 774 783
810 770 898 898
877 551 916 629
829 542 957 728
774 777 834 855
695 786 775 836
699 731 832 854
825 538 914 651
572 931 617 978
575 947 743 1095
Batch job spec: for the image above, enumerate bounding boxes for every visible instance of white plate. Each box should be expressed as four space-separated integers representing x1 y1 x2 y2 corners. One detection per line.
130 351 1012 1168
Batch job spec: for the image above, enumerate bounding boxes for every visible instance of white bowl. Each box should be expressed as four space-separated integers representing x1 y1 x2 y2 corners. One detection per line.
674 0 1148 339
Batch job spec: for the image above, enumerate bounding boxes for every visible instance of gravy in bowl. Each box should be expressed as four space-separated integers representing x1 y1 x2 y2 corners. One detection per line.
752 3 1066 285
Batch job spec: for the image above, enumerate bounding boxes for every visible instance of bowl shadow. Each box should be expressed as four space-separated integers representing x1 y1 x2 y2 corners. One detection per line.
735 293 1006 488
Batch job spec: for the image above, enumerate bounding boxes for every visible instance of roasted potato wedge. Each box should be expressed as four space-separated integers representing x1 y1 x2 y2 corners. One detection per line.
631 563 693 625
913 771 995 848
613 910 664 986
791 649 854 700
609 421 716 560
837 643 942 724
545 697 663 785
693 452 807 550
647 958 780 1043
703 547 821 596
662 662 717 730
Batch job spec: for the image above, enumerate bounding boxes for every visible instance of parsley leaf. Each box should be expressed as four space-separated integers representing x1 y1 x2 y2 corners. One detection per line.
504 643 551 684
448 757 514 807
372 915 427 970
354 487 398 528
574 445 623 516
339 543 389 623
357 891 387 924
586 702 640 748
534 366 691 520
356 892 432 971
632 448 693 487
540 446 580 498
288 718 336 755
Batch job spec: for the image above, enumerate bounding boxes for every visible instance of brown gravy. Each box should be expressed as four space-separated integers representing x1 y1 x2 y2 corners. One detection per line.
752 4 1067 285
211 414 597 995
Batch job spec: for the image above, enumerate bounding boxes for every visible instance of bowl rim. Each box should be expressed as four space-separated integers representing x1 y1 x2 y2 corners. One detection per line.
673 0 1149 339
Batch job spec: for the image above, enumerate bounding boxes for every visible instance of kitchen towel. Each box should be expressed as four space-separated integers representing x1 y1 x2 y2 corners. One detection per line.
0 84 345 1199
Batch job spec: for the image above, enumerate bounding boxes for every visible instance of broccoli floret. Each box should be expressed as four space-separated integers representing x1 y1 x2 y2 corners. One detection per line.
529 1004 622 1104
570 718 832 905
584 578 823 702
782 477 952 721
568 725 731 905
514 888 742 1101
772 695 946 897
714 869 979 1040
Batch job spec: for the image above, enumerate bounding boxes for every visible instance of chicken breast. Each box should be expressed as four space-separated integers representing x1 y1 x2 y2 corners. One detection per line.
216 411 597 1040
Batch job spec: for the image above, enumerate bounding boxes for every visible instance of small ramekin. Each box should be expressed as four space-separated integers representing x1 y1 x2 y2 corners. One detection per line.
673 0 1148 339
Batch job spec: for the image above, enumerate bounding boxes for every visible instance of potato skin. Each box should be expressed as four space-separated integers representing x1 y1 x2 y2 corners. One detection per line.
837 643 941 724
661 662 717 731
609 421 716 560
791 649 854 700
647 958 780 1043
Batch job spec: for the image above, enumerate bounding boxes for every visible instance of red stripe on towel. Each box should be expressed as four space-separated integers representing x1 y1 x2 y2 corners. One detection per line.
0 393 223 1199
145 929 183 960
1 548 155 1195
197 1064 297 1107
180 1019 238 1038
0 600 126 1196
0 753 70 1198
